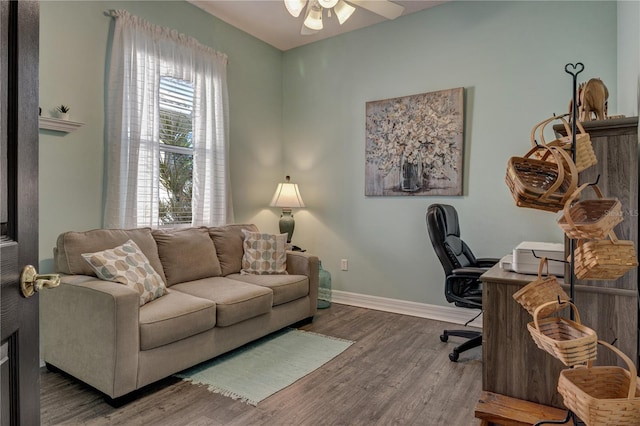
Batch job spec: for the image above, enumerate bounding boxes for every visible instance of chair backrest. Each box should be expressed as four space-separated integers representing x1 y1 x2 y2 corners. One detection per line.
426 204 478 276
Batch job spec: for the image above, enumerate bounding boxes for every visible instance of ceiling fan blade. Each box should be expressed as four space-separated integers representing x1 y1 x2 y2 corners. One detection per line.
347 0 404 20
284 0 308 17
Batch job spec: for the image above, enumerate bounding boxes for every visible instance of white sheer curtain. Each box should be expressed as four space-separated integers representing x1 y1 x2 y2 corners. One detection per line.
104 10 233 229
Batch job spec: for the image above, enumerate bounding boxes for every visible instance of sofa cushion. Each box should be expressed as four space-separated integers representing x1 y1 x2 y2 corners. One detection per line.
139 290 216 351
55 228 167 284
153 227 221 286
81 239 168 306
207 224 258 276
241 230 288 275
227 273 309 306
171 277 273 327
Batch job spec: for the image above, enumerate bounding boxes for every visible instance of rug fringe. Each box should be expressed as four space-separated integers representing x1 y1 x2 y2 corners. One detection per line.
182 378 259 406
207 385 259 406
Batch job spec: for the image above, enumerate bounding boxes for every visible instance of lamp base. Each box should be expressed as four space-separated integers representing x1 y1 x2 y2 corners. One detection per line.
279 209 295 243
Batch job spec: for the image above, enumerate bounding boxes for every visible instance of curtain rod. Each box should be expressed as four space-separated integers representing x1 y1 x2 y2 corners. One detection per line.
101 9 228 63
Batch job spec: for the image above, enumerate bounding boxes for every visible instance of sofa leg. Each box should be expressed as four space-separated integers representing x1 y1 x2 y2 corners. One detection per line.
46 361 138 408
292 316 314 328
103 392 137 408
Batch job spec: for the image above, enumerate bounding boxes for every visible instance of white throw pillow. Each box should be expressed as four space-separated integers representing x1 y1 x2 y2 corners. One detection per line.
82 239 167 306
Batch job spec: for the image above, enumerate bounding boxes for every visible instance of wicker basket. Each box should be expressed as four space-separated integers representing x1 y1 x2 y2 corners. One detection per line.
527 301 598 367
531 114 597 173
557 183 623 240
513 257 570 317
573 232 638 281
558 340 640 425
506 145 578 213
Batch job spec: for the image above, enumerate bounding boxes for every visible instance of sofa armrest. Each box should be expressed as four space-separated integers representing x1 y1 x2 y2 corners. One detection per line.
40 275 140 398
286 251 319 317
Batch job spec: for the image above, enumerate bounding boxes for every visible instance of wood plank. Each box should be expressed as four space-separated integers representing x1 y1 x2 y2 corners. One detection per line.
475 391 574 426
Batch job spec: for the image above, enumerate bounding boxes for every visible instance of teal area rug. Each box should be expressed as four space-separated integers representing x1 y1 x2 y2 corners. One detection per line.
175 328 354 406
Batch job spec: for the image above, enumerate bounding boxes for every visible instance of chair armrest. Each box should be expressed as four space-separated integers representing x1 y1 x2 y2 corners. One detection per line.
476 258 500 268
451 267 489 277
286 251 319 317
40 275 140 398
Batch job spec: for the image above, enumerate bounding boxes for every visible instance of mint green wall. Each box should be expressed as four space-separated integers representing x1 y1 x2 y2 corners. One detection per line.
38 1 283 271
281 1 617 305
39 1 619 309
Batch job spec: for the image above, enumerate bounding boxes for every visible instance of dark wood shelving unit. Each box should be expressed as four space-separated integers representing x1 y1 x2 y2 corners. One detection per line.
554 116 639 368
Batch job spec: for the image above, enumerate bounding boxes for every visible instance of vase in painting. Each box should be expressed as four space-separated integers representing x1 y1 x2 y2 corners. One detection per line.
400 151 422 192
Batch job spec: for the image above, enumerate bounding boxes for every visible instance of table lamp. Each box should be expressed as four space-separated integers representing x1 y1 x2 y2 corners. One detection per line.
270 176 305 243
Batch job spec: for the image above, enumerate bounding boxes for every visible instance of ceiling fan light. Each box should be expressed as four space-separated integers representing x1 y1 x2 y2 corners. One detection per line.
334 0 355 25
284 0 307 18
318 0 339 8
304 4 323 31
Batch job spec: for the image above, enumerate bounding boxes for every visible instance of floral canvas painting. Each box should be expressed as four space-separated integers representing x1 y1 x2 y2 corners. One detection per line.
365 87 464 196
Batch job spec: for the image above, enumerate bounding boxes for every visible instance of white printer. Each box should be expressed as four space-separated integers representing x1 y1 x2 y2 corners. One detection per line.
504 241 566 277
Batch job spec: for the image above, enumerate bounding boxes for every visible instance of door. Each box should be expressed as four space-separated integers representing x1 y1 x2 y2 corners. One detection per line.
1 0 40 425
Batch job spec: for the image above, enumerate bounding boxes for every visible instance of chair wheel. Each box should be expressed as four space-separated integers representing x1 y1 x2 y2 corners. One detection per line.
440 333 448 342
449 350 459 362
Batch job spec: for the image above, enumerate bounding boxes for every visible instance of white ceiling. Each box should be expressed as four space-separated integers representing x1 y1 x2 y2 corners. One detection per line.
188 0 448 51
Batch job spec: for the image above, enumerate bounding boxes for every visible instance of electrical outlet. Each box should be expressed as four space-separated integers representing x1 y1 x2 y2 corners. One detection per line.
340 259 348 271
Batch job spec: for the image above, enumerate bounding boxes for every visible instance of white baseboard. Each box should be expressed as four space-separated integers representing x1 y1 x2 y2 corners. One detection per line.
330 290 483 329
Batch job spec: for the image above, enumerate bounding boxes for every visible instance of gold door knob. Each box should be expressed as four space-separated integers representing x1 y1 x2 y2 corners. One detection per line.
20 265 60 298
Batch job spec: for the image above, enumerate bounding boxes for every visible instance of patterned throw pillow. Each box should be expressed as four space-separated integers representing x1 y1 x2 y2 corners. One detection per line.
82 239 167 306
241 230 288 275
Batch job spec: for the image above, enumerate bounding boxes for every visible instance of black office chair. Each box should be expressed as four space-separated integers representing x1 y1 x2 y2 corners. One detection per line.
426 204 499 362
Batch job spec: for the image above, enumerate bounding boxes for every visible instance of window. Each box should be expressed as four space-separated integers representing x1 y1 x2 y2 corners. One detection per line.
105 11 232 229
159 76 194 225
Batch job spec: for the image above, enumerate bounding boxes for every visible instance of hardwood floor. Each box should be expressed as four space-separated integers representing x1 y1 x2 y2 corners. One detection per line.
40 304 483 425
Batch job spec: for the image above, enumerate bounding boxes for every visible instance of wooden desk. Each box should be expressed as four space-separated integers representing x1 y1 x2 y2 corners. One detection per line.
481 264 638 408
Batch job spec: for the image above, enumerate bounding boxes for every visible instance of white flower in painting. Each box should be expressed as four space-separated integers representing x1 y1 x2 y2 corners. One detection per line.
366 90 462 180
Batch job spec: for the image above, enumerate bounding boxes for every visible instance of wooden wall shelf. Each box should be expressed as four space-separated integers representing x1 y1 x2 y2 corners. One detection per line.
38 116 83 133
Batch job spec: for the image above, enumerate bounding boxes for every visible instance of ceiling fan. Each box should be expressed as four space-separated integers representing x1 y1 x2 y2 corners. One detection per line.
284 0 405 35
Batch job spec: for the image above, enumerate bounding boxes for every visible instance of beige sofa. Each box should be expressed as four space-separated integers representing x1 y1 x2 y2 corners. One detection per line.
41 224 318 404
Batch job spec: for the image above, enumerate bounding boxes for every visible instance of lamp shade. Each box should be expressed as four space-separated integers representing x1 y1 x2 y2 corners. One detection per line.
270 176 305 208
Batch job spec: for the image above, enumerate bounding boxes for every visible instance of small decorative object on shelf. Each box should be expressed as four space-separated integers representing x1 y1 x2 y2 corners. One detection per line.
56 104 70 120
568 78 608 122
317 261 331 309
579 78 608 121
